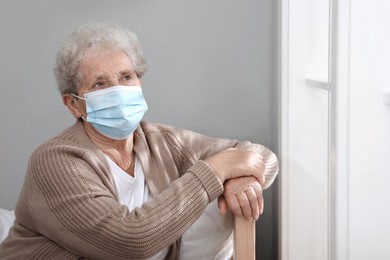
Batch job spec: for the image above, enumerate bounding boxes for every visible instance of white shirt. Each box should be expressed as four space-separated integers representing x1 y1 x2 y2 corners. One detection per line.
106 156 169 260
180 201 234 260
106 155 234 260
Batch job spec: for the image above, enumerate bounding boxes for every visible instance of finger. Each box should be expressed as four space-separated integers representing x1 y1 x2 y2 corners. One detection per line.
246 187 260 220
252 181 264 217
218 195 228 216
237 191 252 221
226 192 243 218
259 196 264 216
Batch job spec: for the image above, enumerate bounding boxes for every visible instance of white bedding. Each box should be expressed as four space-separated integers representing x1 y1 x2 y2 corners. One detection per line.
0 208 15 243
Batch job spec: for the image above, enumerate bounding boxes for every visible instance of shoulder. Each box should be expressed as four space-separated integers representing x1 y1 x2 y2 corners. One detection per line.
137 121 184 134
135 121 213 145
26 121 110 192
135 121 237 156
136 121 187 140
30 121 99 163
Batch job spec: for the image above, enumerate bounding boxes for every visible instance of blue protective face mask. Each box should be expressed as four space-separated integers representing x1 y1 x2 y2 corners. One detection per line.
71 86 148 140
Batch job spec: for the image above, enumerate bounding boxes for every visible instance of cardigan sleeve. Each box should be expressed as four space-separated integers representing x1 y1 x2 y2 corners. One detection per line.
26 140 223 260
159 125 279 190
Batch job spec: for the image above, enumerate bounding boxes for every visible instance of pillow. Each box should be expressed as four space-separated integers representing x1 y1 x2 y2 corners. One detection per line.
0 208 15 243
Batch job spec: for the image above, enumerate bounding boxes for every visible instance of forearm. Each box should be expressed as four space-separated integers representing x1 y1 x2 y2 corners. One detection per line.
170 127 278 188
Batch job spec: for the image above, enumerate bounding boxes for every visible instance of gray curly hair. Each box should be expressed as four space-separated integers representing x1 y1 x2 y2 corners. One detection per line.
54 21 147 95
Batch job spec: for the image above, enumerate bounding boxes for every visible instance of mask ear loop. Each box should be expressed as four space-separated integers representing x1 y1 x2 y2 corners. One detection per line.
70 93 87 120
70 93 86 101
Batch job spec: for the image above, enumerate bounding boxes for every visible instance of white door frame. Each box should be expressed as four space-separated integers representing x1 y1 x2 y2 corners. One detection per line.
278 0 350 259
328 0 350 259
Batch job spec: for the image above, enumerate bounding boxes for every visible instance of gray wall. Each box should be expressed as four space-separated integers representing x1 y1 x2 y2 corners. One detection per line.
0 0 278 259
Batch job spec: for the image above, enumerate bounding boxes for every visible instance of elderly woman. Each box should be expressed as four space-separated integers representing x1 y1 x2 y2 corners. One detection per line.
0 21 278 259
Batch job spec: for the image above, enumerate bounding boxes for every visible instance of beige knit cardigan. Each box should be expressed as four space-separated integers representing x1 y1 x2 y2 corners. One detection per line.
0 121 278 260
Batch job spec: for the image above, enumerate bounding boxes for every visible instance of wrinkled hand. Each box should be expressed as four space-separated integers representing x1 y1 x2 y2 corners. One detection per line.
205 148 265 184
218 176 263 221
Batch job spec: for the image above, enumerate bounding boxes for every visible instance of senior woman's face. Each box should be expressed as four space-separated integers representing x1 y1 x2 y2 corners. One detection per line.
69 48 141 118
78 49 141 95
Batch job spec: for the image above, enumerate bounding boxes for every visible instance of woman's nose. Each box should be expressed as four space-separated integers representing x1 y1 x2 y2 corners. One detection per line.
108 78 120 87
114 79 121 86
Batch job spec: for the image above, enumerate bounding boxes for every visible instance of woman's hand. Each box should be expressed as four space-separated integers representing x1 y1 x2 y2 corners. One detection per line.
218 176 263 221
205 148 265 184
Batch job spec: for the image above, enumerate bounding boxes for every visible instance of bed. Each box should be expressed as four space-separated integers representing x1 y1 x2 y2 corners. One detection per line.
0 208 14 244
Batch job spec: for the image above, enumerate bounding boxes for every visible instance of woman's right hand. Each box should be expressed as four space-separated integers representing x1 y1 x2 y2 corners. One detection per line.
205 148 265 185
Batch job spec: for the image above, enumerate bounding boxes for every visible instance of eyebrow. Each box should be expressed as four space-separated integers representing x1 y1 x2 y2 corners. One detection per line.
84 66 137 86
118 68 136 75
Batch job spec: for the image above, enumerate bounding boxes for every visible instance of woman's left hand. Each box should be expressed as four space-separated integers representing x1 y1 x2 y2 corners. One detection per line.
218 176 263 221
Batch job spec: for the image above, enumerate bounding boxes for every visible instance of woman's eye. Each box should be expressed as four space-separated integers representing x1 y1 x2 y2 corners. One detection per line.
93 82 105 88
123 75 132 81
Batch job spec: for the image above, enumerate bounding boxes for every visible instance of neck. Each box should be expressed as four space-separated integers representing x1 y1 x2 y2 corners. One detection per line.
83 121 135 176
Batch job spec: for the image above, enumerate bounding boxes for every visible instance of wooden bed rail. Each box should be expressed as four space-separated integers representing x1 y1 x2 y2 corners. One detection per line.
234 216 256 260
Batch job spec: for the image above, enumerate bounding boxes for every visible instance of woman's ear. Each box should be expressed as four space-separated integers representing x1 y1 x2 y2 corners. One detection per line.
63 94 83 119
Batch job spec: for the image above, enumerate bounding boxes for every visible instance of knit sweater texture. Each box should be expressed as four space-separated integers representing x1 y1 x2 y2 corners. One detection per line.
0 121 278 260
